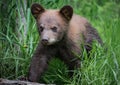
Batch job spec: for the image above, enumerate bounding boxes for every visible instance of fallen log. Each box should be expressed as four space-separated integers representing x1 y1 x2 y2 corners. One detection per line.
0 78 55 85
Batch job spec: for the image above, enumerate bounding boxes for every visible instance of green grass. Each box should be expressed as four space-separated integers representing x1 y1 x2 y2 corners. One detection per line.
0 0 120 84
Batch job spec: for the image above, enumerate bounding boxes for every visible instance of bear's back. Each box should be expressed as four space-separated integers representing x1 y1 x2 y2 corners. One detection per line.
67 14 88 44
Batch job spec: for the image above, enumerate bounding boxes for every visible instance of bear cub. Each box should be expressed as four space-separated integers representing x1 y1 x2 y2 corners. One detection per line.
28 3 102 82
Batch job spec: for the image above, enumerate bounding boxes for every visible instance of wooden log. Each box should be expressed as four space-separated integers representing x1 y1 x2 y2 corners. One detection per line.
0 78 55 85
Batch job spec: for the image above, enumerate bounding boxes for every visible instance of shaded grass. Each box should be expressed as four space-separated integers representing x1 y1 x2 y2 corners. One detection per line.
0 0 120 84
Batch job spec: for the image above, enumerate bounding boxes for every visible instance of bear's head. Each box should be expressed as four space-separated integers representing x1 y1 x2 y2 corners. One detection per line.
31 3 73 45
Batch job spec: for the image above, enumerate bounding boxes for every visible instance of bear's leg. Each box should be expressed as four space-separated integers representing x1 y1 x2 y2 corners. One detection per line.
67 59 81 77
58 47 81 77
28 55 48 82
28 43 53 82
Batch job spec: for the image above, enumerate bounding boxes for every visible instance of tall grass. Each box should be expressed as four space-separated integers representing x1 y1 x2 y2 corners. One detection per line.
0 0 120 84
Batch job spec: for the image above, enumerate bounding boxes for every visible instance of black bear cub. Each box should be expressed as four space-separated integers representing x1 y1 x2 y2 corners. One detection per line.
28 3 102 82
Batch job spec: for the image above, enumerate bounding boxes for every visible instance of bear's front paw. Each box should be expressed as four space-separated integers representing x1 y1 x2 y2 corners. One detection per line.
18 76 28 81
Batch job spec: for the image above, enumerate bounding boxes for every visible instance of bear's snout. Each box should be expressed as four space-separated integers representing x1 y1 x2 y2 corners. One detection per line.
41 39 48 45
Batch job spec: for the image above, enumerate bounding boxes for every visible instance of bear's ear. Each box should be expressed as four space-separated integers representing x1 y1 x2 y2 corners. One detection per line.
60 5 73 21
31 3 45 19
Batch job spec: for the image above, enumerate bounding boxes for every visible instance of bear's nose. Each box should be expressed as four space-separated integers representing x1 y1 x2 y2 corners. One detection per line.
41 39 48 45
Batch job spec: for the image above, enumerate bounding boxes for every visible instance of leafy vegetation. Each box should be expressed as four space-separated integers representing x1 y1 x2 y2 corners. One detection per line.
0 0 120 84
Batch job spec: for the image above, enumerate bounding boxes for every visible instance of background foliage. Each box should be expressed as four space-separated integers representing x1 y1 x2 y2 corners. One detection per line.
0 0 120 84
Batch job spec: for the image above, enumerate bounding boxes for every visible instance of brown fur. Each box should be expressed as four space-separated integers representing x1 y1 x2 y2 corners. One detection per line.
28 3 102 82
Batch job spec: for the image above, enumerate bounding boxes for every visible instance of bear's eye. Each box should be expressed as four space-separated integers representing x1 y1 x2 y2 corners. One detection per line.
39 26 44 32
51 27 57 32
